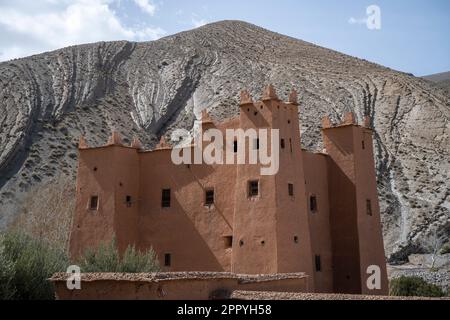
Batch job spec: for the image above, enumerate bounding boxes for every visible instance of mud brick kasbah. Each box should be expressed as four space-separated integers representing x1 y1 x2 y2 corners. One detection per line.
69 84 389 295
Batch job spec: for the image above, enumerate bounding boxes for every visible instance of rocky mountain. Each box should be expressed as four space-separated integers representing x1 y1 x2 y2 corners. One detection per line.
423 72 450 93
0 20 449 259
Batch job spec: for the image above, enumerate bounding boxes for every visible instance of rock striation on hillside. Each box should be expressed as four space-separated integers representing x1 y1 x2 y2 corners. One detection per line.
0 20 449 259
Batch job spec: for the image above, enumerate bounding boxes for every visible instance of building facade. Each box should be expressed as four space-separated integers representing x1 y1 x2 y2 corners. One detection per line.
69 85 389 295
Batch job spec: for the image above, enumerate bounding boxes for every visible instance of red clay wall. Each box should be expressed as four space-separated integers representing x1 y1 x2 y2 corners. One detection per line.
352 127 389 295
51 273 308 300
70 146 140 257
302 151 333 293
138 148 235 272
323 125 362 294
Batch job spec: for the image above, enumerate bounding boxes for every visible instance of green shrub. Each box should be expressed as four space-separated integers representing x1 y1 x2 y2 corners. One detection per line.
440 244 450 255
390 276 445 297
0 232 160 300
78 238 160 273
0 230 68 300
0 246 16 299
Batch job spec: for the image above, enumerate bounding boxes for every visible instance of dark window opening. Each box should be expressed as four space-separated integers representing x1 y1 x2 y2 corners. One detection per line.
93 167 98 172
260 240 265 246
239 240 244 247
288 120 291 124
366 199 373 216
233 140 238 153
310 195 317 213
281 139 285 149
254 138 260 150
254 111 258 116
89 196 98 210
362 140 365 149
289 138 293 153
125 195 132 207
205 189 214 206
248 180 259 197
294 236 299 243
315 255 322 272
162 189 171 208
224 236 233 249
288 183 294 196
164 253 171 267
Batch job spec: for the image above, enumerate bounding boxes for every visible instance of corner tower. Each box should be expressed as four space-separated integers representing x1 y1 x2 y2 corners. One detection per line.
322 113 389 295
69 131 141 258
231 85 315 289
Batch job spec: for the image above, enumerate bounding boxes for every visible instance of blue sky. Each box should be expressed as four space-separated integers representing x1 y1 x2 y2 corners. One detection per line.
0 0 448 76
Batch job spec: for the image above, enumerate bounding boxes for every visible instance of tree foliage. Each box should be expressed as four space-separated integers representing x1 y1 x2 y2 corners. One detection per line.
77 238 160 273
390 276 445 297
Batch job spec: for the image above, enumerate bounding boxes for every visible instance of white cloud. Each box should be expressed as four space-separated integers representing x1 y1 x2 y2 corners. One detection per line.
133 0 156 16
0 0 165 62
192 17 207 28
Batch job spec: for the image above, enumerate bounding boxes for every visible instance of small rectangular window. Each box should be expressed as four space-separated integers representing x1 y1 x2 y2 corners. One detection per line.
125 195 132 207
281 139 285 149
89 196 99 210
233 140 238 153
366 199 372 216
310 195 317 213
362 140 365 150
205 189 214 206
224 236 233 249
288 183 294 196
254 138 260 150
162 189 171 208
315 255 322 272
164 253 171 267
248 180 259 197
289 138 293 153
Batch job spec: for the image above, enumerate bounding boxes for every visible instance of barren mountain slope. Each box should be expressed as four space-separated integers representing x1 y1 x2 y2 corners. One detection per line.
0 21 449 259
423 72 450 93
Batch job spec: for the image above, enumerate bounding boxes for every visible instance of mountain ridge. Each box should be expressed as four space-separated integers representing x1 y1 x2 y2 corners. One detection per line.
0 20 448 260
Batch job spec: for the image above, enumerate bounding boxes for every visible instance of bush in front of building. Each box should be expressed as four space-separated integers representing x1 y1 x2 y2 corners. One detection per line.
0 230 68 300
389 276 445 297
77 238 160 273
0 231 160 300
0 245 16 299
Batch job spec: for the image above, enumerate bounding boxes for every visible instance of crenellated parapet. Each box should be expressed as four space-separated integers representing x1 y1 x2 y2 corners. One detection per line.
107 130 124 146
131 137 143 150
239 90 254 105
78 135 89 149
262 84 279 101
156 136 172 150
321 116 333 129
343 112 356 125
201 109 214 124
288 88 299 105
321 113 373 130
240 85 300 107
